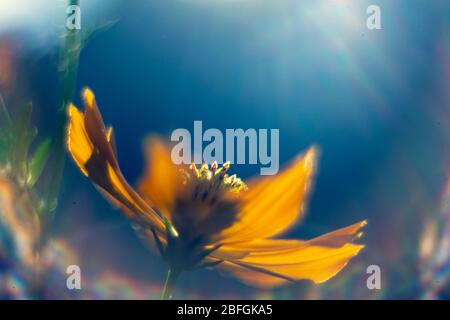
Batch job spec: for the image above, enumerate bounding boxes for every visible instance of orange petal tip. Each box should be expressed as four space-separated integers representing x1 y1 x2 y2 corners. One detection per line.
303 146 318 168
82 87 95 108
67 103 78 114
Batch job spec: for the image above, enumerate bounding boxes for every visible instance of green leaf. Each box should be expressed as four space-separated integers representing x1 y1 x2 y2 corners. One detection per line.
13 101 33 133
12 102 35 163
27 138 52 187
82 19 119 46
0 95 13 165
0 94 12 130
0 142 9 165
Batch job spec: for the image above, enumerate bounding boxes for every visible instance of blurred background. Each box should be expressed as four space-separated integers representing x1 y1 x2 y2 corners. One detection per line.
0 0 449 299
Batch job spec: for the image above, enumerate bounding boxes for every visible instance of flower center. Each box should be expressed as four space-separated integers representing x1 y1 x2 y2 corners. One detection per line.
170 161 246 243
183 161 247 204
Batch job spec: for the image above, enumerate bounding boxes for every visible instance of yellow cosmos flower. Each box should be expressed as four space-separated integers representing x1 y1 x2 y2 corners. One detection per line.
66 88 366 298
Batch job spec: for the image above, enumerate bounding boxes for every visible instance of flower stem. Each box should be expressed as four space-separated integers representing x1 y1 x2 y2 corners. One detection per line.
45 0 82 215
161 268 179 300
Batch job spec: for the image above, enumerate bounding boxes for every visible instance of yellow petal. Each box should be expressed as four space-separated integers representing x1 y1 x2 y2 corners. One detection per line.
306 220 367 248
216 239 303 257
106 126 118 157
65 90 165 234
213 220 366 288
217 243 363 288
137 136 183 218
66 103 93 176
82 88 117 167
219 147 317 242
95 184 135 218
216 261 290 287
218 220 367 255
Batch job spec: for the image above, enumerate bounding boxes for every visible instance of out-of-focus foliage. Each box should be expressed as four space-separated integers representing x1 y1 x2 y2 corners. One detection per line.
0 0 117 299
0 97 53 214
0 97 54 298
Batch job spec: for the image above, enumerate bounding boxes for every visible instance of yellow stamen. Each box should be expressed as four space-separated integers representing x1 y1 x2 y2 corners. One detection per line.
189 163 200 177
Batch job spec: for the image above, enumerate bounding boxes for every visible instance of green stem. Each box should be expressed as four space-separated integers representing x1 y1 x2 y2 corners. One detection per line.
161 269 180 300
45 0 81 214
